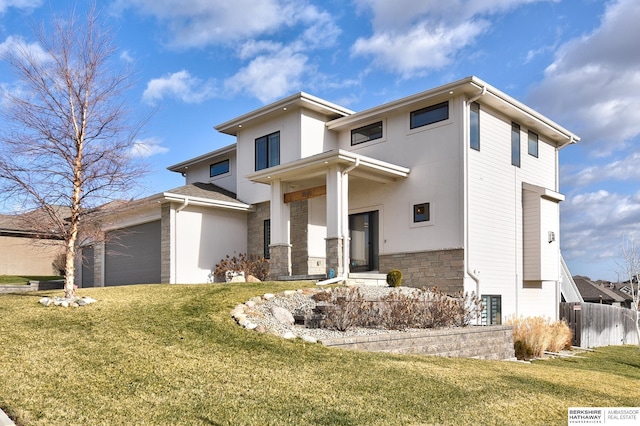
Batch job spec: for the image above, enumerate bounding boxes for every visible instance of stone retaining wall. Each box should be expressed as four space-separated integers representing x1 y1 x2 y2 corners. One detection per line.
0 280 64 294
320 325 515 360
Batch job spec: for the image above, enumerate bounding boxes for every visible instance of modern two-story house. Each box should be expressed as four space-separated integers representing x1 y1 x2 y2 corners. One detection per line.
78 76 579 323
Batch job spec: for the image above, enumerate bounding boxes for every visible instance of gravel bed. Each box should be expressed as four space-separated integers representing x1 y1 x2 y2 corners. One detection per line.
242 286 424 341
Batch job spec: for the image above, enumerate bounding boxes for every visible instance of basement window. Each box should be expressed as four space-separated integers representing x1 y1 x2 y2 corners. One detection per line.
481 295 502 325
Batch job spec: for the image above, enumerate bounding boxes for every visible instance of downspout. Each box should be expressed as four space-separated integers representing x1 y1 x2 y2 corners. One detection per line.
176 198 189 213
317 158 361 286
465 87 485 299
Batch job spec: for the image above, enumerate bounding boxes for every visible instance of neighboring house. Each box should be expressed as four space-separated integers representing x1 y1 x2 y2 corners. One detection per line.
83 76 580 323
0 208 65 276
572 276 632 308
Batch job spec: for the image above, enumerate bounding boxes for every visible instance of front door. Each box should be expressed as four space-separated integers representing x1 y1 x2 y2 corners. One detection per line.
349 211 379 272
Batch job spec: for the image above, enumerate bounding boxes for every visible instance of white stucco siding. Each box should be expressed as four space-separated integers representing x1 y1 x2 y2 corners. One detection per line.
184 152 238 194
307 196 327 258
345 100 465 255
301 109 339 157
174 205 247 283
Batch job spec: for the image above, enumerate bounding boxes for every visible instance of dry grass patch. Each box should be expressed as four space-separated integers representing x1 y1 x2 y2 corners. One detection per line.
0 283 638 425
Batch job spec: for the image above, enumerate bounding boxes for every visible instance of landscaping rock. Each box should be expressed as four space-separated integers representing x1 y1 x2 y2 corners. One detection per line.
255 325 267 333
245 300 256 308
247 275 261 283
39 297 52 307
263 293 275 300
230 276 246 283
282 331 297 340
283 290 296 296
270 306 294 325
301 335 318 344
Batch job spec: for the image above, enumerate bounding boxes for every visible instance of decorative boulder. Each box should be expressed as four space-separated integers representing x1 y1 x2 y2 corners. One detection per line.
247 275 261 283
270 306 295 325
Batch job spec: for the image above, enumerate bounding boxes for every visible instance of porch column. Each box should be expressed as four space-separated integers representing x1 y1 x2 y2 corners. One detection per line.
325 165 346 277
269 178 291 279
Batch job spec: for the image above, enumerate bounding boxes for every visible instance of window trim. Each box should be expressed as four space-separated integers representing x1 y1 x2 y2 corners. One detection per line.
410 101 449 130
481 294 502 325
351 121 383 146
511 122 521 167
528 130 539 158
410 201 433 228
470 102 480 151
255 131 280 171
209 159 230 178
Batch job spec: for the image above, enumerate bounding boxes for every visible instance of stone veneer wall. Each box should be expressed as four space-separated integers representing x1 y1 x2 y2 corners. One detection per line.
321 325 515 360
379 248 464 294
160 203 171 284
289 200 308 276
247 202 270 259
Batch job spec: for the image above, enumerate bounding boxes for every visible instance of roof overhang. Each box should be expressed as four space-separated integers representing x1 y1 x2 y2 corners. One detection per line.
327 76 580 150
167 143 236 174
215 92 355 136
161 191 252 212
246 149 410 185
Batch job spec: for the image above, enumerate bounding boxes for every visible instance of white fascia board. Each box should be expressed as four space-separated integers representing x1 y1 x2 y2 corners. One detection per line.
246 149 410 184
162 193 253 211
167 143 236 172
215 92 354 136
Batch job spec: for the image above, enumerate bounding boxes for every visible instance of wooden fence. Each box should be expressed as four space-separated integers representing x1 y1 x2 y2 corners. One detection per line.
560 302 638 348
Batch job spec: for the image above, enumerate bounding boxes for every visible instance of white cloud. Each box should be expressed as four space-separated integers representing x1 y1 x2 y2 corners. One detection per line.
225 49 307 103
352 0 552 77
142 70 216 105
528 0 640 153
0 0 41 14
561 188 640 279
119 50 134 63
128 137 169 158
562 152 640 188
0 35 51 64
112 0 301 48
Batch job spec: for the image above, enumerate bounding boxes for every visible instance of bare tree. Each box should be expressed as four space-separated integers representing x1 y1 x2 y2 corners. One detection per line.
620 238 640 350
0 6 146 298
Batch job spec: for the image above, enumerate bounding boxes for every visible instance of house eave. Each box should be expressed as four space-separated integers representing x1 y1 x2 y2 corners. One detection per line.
167 143 236 173
215 92 355 136
246 149 410 185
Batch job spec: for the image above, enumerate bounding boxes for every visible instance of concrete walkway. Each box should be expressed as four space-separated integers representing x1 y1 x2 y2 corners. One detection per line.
0 408 15 426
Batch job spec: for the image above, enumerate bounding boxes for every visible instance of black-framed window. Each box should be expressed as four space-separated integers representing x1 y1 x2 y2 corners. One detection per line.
470 102 480 151
481 295 502 325
528 130 539 158
255 131 280 171
263 219 271 259
410 101 448 129
511 122 521 167
413 203 430 223
210 159 230 177
351 121 383 145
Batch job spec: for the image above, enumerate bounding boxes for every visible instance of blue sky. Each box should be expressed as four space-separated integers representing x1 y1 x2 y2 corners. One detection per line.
1 0 639 282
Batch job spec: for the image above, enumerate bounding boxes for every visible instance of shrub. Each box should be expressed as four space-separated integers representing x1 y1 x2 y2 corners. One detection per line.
507 316 573 359
320 286 483 331
214 252 270 282
386 269 402 287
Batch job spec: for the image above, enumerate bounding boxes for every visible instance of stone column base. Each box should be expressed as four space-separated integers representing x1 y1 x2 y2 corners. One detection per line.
269 244 291 279
325 237 344 277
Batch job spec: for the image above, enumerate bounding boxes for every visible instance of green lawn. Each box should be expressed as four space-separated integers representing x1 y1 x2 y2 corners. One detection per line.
0 282 638 426
0 275 63 285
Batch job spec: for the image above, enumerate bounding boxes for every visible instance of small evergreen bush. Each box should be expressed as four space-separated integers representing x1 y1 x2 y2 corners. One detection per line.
386 269 402 287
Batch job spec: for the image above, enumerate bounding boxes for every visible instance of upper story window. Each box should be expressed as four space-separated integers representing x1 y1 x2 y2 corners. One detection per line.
528 130 539 158
210 159 230 177
410 101 448 129
255 131 280 171
511 122 521 167
413 202 430 223
470 102 480 151
351 121 383 146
